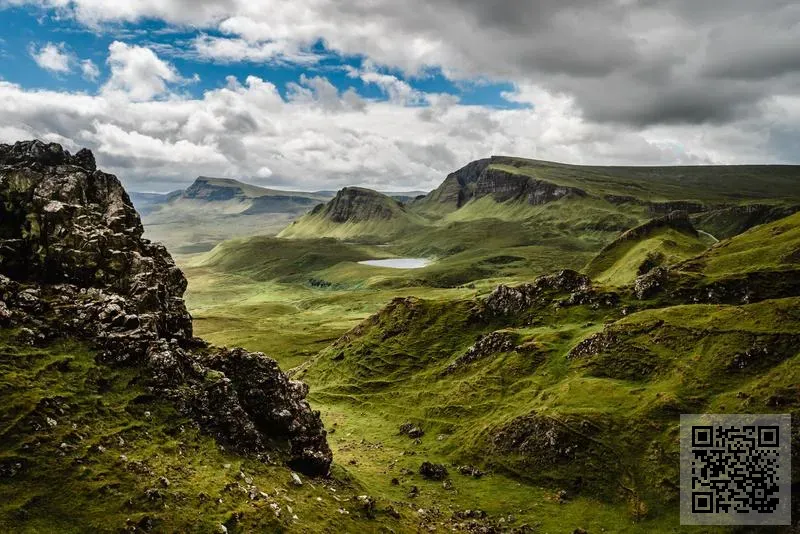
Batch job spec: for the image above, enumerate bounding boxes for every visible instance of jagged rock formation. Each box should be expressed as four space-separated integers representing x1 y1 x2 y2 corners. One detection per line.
0 140 331 476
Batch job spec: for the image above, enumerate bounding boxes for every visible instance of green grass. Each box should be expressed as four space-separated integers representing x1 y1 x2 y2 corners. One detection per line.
586 227 710 286
677 211 800 279
0 331 417 533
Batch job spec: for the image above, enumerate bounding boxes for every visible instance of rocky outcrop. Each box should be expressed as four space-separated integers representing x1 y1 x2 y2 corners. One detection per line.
484 270 593 315
0 140 191 340
443 331 517 374
422 158 491 207
418 156 585 209
0 140 331 476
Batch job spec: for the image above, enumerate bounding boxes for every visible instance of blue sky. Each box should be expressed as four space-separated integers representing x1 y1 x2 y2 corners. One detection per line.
0 0 797 192
0 5 527 109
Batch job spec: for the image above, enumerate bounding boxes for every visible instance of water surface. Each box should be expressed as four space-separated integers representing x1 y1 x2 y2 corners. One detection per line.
358 258 431 269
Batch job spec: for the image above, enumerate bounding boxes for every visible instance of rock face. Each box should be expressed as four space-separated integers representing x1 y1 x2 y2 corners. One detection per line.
0 140 191 341
0 140 332 476
419 156 585 209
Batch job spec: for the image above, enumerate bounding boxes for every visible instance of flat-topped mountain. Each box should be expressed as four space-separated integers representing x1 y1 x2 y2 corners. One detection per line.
416 155 800 214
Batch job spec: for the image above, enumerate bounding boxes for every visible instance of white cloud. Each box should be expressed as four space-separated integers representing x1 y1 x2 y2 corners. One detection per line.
193 34 322 65
30 42 73 74
80 59 100 81
102 41 184 101
1 69 795 195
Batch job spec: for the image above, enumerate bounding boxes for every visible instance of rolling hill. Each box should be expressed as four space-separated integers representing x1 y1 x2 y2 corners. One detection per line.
278 187 426 241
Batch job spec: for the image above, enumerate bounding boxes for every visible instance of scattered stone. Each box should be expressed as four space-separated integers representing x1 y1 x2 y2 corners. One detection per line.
290 472 303 487
407 485 419 498
442 479 454 490
457 465 484 478
419 461 448 481
159 476 170 488
356 495 376 518
399 422 425 439
385 505 401 519
216 524 228 534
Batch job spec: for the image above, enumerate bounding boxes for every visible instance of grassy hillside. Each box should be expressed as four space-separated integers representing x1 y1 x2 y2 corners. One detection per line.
585 216 711 286
172 160 800 532
292 210 800 529
279 187 426 241
676 211 800 279
0 330 417 533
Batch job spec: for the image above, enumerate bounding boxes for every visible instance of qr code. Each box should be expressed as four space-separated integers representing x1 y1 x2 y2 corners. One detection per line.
680 414 791 525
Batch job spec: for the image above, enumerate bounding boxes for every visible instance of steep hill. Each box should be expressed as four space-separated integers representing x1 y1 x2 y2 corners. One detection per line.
584 212 711 286
278 187 425 241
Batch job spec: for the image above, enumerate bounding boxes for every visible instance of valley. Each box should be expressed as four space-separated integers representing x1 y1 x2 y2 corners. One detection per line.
178 157 800 532
2 142 798 533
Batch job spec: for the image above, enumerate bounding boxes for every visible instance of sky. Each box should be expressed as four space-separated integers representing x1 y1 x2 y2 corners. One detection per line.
0 1 798 192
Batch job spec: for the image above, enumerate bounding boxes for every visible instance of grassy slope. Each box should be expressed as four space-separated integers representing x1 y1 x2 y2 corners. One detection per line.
292 213 800 530
177 168 800 532
0 331 420 533
676 211 800 279
586 227 711 286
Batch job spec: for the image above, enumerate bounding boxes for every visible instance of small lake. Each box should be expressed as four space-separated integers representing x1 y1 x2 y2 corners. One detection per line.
358 258 431 269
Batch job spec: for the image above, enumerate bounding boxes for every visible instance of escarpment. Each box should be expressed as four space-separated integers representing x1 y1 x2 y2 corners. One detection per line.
0 140 332 476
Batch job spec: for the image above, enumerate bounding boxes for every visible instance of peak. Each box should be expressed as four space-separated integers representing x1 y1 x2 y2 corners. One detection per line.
0 139 96 172
338 186 386 197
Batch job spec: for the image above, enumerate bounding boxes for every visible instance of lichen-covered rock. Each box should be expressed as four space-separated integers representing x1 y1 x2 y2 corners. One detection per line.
443 331 517 374
0 140 191 341
0 140 332 477
633 267 669 300
419 461 448 480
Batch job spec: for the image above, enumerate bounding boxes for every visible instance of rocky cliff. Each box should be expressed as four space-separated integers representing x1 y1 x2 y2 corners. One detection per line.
419 156 585 210
0 140 331 475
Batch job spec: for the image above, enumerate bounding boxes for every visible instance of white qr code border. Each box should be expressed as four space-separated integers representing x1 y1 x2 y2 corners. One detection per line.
680 413 791 526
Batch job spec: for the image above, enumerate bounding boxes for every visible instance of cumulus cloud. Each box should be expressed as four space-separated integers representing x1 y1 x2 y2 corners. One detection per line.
80 59 100 81
11 0 800 129
29 42 73 73
1 63 795 194
101 41 186 101
1 1 799 193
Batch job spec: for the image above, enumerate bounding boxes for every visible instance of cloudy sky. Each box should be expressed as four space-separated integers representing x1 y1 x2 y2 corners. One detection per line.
0 1 798 192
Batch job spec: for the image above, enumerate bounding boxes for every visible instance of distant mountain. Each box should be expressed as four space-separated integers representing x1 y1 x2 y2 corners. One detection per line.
278 187 424 240
132 177 334 254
